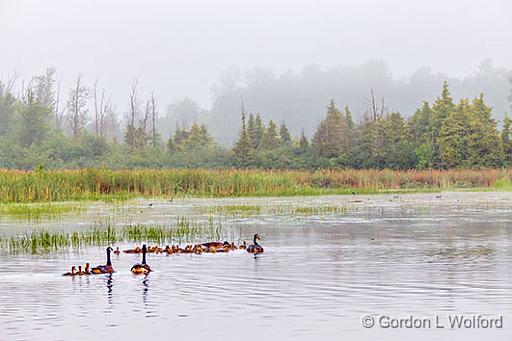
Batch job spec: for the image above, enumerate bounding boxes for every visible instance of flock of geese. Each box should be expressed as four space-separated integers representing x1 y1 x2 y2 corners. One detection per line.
62 233 264 276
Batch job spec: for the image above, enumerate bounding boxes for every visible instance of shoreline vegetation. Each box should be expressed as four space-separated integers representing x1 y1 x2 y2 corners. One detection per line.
0 168 511 203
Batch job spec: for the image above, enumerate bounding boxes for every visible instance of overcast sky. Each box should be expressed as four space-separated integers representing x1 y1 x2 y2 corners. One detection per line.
1 0 511 108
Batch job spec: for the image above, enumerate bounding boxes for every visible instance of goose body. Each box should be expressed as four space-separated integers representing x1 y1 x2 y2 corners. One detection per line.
239 241 247 250
131 244 151 274
123 246 142 254
91 247 115 274
247 234 264 254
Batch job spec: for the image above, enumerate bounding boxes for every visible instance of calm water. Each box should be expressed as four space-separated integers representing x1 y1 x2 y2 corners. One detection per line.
1 192 511 340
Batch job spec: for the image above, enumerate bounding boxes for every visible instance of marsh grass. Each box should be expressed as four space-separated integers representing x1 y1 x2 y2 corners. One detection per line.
0 203 83 220
0 168 510 203
0 217 225 254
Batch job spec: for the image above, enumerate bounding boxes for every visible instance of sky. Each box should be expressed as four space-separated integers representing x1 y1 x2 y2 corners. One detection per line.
1 0 511 109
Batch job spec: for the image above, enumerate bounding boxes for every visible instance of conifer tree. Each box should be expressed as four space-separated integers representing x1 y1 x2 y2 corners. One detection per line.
232 112 253 167
279 122 292 143
312 100 349 158
467 94 503 167
429 82 455 168
502 114 512 165
438 99 471 168
259 120 280 150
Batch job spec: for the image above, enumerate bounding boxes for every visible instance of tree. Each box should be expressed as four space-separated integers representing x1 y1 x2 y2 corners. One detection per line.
466 94 503 167
410 101 432 144
232 111 253 167
259 120 280 150
502 113 512 165
0 79 19 137
429 82 456 168
279 122 291 143
125 79 139 150
438 99 470 168
247 113 264 149
311 100 349 158
66 75 89 140
18 88 51 147
34 67 56 113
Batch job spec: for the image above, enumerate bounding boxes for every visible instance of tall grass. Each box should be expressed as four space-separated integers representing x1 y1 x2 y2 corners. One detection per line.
0 168 510 203
0 217 225 254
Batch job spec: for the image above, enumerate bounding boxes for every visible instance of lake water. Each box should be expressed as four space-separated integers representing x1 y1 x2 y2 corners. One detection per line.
1 192 511 340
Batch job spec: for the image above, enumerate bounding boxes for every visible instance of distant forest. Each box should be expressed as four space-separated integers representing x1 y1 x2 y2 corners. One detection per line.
1 62 512 170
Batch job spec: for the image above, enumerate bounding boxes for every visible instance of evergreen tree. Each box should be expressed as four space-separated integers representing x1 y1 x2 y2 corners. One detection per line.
232 112 253 167
410 101 432 144
312 100 350 158
467 94 503 167
429 82 456 168
259 120 280 150
298 129 309 151
438 99 471 168
279 122 291 143
344 106 355 147
502 113 512 165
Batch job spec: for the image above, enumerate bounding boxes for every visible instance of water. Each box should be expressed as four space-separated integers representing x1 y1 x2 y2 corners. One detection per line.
1 192 511 340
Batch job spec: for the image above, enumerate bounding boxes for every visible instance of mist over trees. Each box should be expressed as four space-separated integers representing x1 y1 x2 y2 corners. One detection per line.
0 62 511 170
207 60 511 145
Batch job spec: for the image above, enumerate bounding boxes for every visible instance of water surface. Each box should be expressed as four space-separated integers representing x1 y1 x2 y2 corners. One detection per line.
1 192 511 340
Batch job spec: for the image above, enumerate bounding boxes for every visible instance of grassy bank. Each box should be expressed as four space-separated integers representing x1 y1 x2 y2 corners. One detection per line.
0 168 511 203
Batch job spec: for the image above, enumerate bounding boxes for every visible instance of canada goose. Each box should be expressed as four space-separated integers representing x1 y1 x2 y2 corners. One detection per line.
247 234 264 254
201 241 230 249
62 266 76 276
113 247 121 255
77 265 84 275
131 244 151 274
84 263 91 275
123 246 142 254
91 247 115 274
239 241 247 250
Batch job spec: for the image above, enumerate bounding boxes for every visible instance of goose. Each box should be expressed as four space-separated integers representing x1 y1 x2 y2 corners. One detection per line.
113 247 121 255
123 245 142 254
84 263 91 275
62 266 76 276
91 247 115 274
239 241 247 250
247 234 264 254
131 244 151 274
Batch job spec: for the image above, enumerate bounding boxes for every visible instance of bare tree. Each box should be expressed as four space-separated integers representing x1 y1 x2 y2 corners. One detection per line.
66 75 89 140
128 78 139 150
55 72 65 129
150 92 158 148
93 80 110 138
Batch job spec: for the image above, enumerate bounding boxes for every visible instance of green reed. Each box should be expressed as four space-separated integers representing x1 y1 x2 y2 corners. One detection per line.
0 168 510 203
0 217 226 254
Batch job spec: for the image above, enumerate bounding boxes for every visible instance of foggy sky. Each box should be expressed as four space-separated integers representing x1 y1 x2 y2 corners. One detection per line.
1 0 511 109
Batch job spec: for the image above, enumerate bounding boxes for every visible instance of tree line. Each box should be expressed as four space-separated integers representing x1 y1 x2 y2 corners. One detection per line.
0 68 511 169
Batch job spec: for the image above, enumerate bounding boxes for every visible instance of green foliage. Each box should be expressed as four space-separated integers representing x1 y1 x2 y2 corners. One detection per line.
312 100 350 158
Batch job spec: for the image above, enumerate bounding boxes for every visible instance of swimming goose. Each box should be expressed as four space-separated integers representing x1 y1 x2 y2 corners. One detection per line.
62 266 76 276
91 247 115 274
247 234 264 254
131 244 151 274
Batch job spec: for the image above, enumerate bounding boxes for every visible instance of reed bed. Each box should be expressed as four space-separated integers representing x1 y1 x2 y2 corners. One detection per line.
0 217 225 254
0 168 510 203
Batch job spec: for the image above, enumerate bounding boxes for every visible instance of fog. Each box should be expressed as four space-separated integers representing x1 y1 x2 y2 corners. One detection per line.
1 0 512 143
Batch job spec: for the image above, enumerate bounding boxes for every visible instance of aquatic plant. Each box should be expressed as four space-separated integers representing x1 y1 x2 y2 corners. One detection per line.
0 202 83 220
0 168 510 203
0 217 227 254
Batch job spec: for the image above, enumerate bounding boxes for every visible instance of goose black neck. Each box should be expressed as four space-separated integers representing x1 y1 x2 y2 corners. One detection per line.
254 235 259 245
142 248 147 265
106 248 112 266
